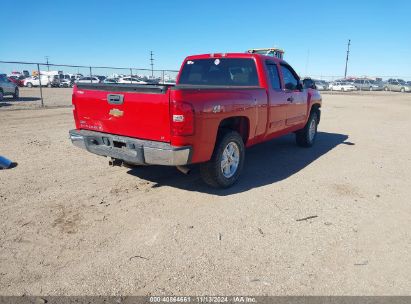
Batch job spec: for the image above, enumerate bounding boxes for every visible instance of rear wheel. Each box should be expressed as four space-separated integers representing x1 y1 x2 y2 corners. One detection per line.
296 111 319 147
26 82 33 88
200 130 245 188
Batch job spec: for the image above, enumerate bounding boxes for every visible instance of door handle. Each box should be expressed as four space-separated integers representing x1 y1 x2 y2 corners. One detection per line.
287 97 294 102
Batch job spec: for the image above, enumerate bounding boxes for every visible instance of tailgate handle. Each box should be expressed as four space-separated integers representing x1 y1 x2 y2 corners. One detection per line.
107 94 124 105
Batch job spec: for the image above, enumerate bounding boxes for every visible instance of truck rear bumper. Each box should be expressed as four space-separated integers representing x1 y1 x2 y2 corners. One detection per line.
69 129 191 166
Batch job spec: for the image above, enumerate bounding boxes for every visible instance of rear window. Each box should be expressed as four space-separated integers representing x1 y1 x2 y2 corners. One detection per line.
178 58 259 86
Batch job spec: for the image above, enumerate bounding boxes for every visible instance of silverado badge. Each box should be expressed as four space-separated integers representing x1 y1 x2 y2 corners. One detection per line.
109 108 124 117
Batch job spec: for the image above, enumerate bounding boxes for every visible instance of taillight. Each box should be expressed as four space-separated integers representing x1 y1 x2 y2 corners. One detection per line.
171 100 194 136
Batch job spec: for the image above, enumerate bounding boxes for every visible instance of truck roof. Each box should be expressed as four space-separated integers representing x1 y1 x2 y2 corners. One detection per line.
185 53 286 64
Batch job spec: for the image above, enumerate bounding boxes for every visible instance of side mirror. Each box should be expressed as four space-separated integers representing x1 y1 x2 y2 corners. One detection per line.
310 83 317 90
296 82 304 91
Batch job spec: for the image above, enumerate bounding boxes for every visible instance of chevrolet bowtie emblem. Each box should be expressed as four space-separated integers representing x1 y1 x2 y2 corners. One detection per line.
109 108 124 117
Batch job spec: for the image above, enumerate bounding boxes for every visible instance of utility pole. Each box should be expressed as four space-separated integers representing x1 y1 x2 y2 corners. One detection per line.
45 56 50 71
344 39 351 79
150 51 154 77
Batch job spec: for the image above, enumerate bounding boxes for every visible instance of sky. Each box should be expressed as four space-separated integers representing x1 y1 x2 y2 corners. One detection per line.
1 0 410 79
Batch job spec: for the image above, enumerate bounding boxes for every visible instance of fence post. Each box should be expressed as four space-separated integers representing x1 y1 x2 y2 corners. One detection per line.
37 64 44 107
130 68 133 83
89 67 92 83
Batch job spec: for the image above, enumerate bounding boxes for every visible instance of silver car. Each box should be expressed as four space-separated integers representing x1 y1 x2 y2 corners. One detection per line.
384 79 411 92
0 75 19 101
353 79 383 91
313 80 329 91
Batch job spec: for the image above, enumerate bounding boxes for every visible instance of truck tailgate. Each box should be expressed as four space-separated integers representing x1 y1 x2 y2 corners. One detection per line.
73 84 172 142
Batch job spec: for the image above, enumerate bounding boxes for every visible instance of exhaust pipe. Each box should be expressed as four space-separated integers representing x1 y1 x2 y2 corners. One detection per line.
176 166 191 175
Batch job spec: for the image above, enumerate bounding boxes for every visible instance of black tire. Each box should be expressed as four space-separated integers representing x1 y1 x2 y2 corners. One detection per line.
0 90 4 101
26 82 33 88
369 87 373 91
47 83 52 88
384 87 389 91
296 111 319 148
12 88 19 99
401 87 405 93
200 130 245 188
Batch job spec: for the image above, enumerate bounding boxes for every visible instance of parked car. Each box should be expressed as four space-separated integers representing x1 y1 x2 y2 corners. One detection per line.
117 77 147 84
0 75 19 100
23 75 52 87
76 76 100 84
51 75 61 88
384 79 411 92
313 79 329 91
353 79 383 91
344 79 356 85
69 52 322 188
59 79 73 88
96 76 106 83
8 75 25 87
103 78 118 84
329 81 356 91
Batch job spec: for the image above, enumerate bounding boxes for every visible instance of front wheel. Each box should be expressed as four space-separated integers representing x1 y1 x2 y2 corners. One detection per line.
401 87 405 93
296 111 319 147
200 130 245 188
26 82 33 88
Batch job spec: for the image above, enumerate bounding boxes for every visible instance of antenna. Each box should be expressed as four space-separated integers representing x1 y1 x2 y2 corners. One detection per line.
344 39 351 79
150 51 154 77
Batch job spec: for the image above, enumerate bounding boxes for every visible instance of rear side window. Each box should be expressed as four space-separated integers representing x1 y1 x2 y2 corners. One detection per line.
266 63 281 90
179 58 259 86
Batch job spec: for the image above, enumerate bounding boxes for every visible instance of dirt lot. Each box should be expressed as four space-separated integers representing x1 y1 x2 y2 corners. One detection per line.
0 91 410 296
0 87 72 110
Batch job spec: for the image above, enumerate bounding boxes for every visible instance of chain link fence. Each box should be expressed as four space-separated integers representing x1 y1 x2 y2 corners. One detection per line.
0 60 178 110
1 60 411 111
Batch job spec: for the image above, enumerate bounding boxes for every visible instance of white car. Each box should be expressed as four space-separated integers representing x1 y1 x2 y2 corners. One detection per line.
23 75 52 87
117 77 147 84
59 79 73 88
329 81 356 91
76 76 100 84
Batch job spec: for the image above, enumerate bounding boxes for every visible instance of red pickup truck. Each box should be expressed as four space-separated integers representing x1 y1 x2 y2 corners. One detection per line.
70 53 322 188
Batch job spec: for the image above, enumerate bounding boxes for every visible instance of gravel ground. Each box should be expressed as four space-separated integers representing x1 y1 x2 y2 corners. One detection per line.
0 91 410 296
